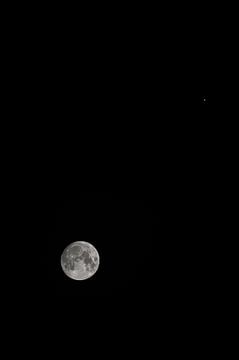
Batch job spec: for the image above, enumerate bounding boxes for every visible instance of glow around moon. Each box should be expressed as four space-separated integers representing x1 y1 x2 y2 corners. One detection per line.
61 241 100 280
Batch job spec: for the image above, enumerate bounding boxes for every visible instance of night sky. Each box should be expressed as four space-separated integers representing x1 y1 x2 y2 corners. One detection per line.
4 3 223 354
10 9 217 349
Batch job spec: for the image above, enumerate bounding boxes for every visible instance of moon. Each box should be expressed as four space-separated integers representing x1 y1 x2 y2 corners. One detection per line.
61 241 100 280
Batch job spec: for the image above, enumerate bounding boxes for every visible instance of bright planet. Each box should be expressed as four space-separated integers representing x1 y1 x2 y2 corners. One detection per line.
61 241 100 280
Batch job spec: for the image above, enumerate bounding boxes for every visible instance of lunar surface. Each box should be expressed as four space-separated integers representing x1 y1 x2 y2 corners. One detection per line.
61 241 100 280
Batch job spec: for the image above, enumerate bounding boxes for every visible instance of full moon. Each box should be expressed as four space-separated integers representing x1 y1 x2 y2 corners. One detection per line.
61 241 100 280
